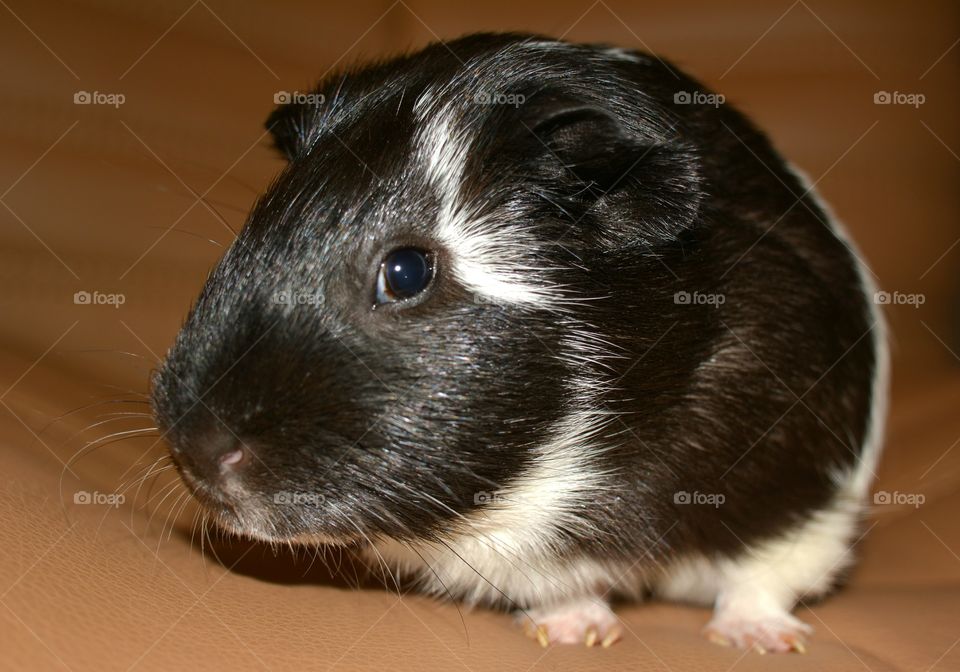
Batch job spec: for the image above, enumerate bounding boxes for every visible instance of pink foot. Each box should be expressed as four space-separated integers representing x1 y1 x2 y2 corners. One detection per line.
519 599 622 647
704 610 812 654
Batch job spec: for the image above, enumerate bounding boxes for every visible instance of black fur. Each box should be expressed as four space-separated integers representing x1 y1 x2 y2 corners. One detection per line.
153 34 876 574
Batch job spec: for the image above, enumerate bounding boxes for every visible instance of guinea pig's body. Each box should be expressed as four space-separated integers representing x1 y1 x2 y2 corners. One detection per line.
151 34 887 653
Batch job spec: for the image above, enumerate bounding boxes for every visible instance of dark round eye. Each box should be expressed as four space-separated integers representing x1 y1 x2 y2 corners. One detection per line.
376 248 434 305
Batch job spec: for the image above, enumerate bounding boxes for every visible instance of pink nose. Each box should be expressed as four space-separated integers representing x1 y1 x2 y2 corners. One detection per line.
220 447 246 467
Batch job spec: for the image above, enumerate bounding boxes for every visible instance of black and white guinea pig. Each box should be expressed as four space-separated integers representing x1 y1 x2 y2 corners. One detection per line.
151 33 887 654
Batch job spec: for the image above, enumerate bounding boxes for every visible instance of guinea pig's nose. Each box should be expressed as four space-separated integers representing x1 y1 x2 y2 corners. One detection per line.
204 431 249 470
175 429 250 483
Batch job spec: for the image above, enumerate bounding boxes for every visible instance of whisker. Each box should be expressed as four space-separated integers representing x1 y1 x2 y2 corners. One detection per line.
177 157 263 197
388 481 578 600
350 523 401 595
39 397 151 440
93 386 151 399
61 427 159 475
61 414 156 449
57 349 150 362
115 455 169 496
201 514 229 573
403 541 469 645
143 225 225 249
167 490 195 541
129 455 175 515
119 463 175 500
144 480 183 533
188 506 203 557
155 490 190 564
58 430 159 514
431 537 534 628
185 189 238 237
144 475 182 509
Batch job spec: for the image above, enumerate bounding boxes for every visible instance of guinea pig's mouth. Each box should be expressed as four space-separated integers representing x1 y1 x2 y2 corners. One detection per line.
213 510 363 548
172 464 363 547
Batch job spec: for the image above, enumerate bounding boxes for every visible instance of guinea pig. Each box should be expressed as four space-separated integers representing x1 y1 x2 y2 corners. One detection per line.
151 32 887 654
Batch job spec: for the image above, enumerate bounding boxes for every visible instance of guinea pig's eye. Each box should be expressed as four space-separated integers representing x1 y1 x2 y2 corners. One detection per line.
375 248 435 305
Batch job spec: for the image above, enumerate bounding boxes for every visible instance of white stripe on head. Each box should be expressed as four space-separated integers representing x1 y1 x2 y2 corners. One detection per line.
602 46 644 63
415 102 564 310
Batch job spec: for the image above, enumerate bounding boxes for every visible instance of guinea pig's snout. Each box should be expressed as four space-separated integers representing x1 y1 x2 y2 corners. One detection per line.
170 428 251 490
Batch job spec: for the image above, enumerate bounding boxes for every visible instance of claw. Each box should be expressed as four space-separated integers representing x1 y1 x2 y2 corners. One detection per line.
706 632 731 647
536 625 550 648
520 599 620 648
601 628 622 648
704 609 813 653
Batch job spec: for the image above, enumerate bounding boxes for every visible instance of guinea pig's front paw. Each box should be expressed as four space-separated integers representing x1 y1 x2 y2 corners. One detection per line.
519 598 622 648
703 611 813 654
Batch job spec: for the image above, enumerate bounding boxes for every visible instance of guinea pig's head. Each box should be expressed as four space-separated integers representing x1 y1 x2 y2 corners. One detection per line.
151 33 704 545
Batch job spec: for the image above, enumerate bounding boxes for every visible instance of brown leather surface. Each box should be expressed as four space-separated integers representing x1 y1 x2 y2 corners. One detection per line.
1 1 959 670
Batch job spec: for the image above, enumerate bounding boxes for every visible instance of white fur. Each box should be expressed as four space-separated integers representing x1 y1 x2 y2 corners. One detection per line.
657 504 842 651
372 408 631 607
414 105 563 309
656 494 864 607
375 102 632 606
371 310 628 607
656 165 889 622
436 209 563 308
377 128 887 637
603 47 644 63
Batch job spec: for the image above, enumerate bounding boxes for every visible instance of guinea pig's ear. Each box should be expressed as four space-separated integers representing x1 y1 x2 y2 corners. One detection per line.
513 96 703 248
265 101 305 161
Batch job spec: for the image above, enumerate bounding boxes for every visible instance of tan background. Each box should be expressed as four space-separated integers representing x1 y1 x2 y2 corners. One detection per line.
1 1 958 670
